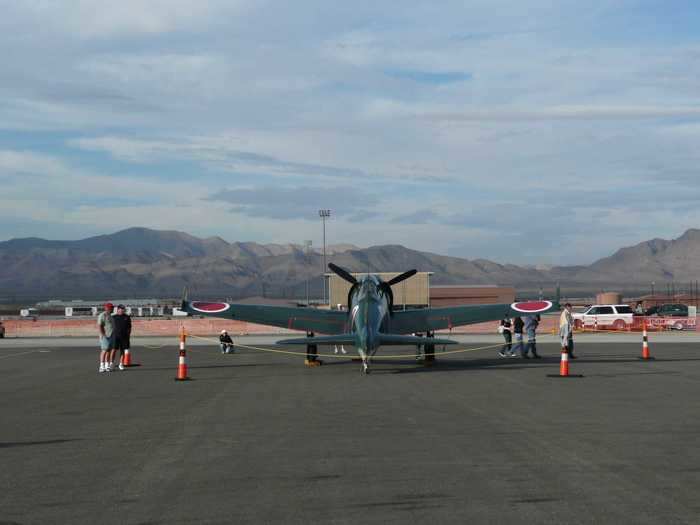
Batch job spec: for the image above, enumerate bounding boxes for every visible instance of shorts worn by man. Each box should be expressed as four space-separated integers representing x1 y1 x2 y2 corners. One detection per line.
98 303 115 373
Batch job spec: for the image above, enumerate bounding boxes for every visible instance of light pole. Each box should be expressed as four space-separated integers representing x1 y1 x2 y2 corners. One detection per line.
304 240 312 306
319 209 331 305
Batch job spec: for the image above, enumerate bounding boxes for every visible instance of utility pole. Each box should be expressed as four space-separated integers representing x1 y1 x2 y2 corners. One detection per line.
304 240 312 306
318 209 331 306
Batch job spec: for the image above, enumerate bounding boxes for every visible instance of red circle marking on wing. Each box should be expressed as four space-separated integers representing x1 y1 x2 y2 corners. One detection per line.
511 301 552 313
191 302 230 313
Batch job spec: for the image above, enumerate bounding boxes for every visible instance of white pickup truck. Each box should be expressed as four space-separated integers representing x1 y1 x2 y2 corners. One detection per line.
571 304 635 330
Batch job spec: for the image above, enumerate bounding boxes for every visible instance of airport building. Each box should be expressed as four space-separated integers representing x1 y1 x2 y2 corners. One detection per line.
328 272 432 309
35 299 178 317
429 285 516 307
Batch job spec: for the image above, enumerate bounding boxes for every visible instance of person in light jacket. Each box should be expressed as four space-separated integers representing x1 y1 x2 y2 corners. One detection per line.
498 318 512 357
559 303 576 358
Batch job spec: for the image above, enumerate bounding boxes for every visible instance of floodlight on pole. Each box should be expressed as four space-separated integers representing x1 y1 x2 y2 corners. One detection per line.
304 240 312 305
319 209 331 305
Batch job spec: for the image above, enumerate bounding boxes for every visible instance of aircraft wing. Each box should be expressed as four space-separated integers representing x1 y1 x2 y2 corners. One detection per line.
182 300 348 334
389 300 559 334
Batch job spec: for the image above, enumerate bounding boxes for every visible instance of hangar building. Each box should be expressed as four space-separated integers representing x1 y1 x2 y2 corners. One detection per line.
327 272 514 309
328 272 432 309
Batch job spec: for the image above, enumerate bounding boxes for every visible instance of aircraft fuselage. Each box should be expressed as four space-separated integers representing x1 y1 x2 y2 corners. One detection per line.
349 275 390 363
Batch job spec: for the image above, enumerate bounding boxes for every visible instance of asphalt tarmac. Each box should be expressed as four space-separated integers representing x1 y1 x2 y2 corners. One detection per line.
2 336 700 524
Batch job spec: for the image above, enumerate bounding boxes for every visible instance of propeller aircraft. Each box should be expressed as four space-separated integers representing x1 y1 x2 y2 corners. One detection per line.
182 263 559 374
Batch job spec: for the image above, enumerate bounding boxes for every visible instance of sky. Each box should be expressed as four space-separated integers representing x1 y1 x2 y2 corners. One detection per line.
1 0 700 265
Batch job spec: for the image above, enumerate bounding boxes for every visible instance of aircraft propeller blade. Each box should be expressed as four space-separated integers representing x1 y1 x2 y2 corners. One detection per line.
386 269 417 286
328 263 358 285
181 286 189 309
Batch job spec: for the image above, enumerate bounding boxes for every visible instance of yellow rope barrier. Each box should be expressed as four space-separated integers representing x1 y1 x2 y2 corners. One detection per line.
186 333 560 359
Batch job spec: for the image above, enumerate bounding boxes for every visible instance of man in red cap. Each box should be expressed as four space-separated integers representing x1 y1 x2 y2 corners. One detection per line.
97 302 115 372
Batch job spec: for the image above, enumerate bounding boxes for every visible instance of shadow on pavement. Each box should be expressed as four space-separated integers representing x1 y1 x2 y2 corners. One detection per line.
0 438 81 449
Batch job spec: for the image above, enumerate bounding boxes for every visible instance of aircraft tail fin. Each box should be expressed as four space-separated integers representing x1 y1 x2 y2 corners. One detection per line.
277 334 459 346
277 334 356 346
377 334 458 346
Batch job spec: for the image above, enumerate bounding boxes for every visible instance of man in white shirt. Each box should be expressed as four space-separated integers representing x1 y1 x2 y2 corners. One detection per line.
559 303 576 359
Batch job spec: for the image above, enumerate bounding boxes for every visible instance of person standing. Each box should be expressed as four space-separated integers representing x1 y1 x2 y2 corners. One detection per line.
219 330 234 354
560 303 576 358
97 303 115 373
498 318 512 357
524 314 542 358
112 304 132 370
512 316 525 358
0 320 5 338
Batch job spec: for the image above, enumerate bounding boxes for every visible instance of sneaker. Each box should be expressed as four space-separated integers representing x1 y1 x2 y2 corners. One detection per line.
532 353 542 359
498 350 507 357
118 363 125 371
340 346 347 355
508 352 518 358
99 364 105 373
334 346 339 354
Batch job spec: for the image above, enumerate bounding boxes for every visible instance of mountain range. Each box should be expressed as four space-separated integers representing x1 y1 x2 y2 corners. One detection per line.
1 227 699 302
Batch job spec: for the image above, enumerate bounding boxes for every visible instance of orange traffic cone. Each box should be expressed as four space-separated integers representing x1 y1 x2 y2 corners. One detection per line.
548 348 583 378
122 348 132 367
175 327 190 380
560 350 569 376
640 320 655 361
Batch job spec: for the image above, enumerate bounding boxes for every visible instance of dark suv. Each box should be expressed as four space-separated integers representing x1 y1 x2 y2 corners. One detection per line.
646 303 689 317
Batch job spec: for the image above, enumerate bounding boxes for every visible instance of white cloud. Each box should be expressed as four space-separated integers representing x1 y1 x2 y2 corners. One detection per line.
1 2 700 264
16 1 251 38
416 105 700 122
0 150 71 177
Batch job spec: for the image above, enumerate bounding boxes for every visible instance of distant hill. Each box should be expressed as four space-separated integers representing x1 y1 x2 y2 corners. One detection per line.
0 227 698 301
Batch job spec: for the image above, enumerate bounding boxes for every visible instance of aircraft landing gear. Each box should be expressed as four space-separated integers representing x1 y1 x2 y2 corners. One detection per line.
305 331 322 367
359 349 370 374
424 331 436 366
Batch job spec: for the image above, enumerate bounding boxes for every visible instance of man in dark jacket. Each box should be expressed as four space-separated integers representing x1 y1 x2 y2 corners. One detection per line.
219 330 234 354
111 304 132 371
513 316 525 358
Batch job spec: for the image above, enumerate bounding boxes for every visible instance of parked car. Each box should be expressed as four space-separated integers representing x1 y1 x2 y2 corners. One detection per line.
646 303 689 317
571 304 635 330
